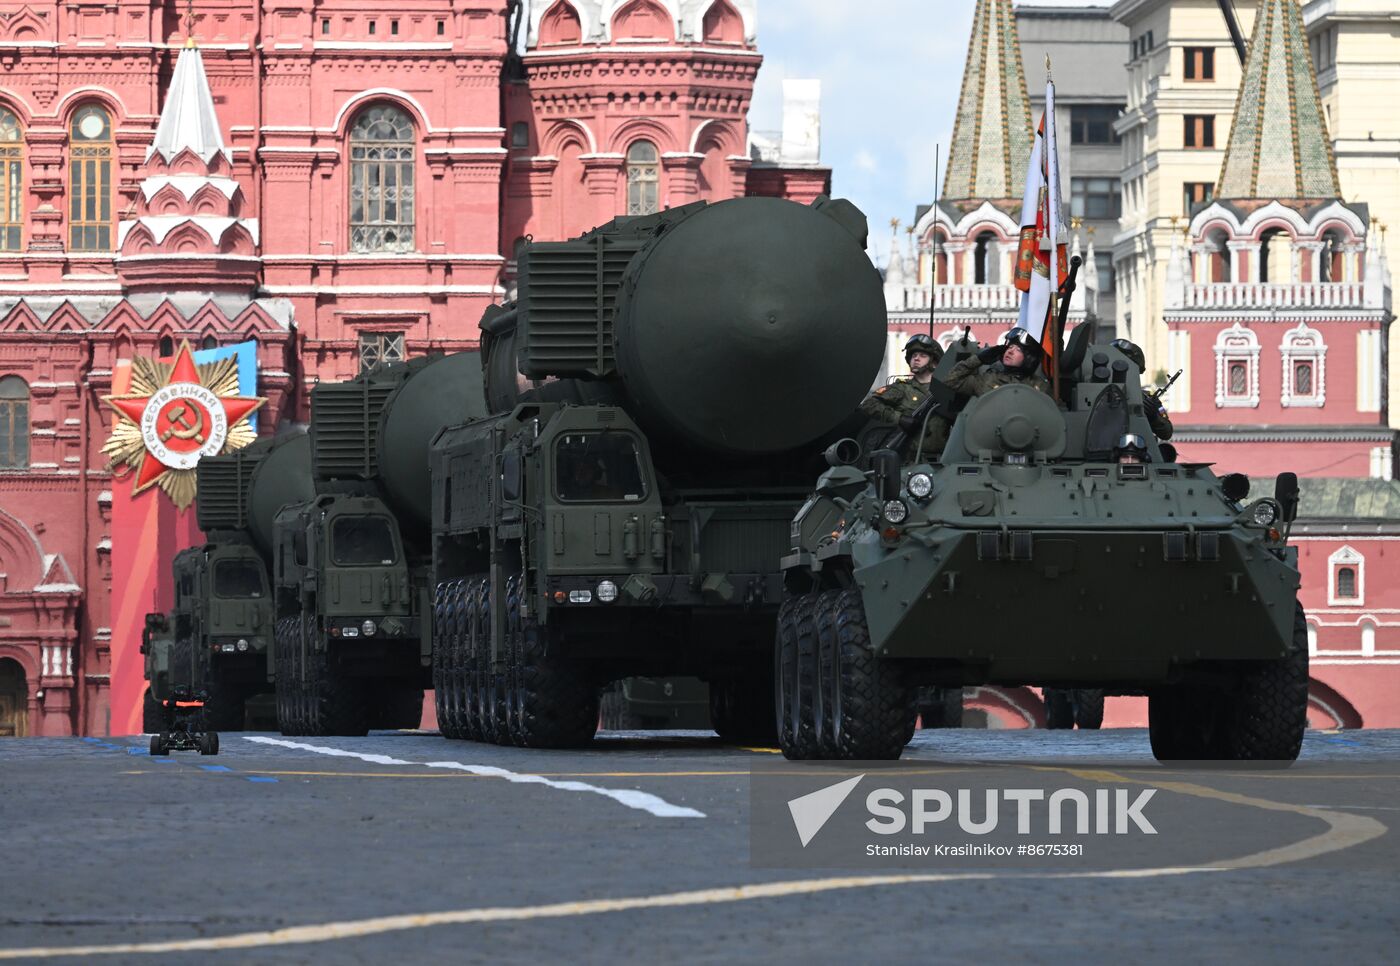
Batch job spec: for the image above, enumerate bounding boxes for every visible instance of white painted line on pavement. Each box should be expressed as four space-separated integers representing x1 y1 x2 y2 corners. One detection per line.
241 736 706 819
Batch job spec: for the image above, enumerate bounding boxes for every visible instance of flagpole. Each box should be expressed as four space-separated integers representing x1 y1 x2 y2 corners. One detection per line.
1044 56 1062 401
930 143 939 339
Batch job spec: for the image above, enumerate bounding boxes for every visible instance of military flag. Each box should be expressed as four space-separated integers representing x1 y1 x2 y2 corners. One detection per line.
1013 78 1069 367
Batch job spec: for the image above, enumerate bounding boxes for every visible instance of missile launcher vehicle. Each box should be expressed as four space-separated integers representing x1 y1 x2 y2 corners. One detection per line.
778 331 1308 764
140 432 314 731
272 352 488 736
429 195 886 748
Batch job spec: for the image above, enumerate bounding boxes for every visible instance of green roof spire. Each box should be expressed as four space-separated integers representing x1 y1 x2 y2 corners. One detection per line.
1216 0 1340 201
942 0 1033 205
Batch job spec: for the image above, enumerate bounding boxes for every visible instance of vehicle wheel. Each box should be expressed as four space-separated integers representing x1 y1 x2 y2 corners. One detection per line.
432 581 455 738
598 684 644 731
274 617 302 736
462 577 486 742
142 687 165 734
510 576 598 749
1148 684 1224 761
775 595 801 750
475 579 504 745
1073 690 1105 730
1044 689 1075 730
778 593 822 760
149 733 168 756
304 640 369 737
813 588 846 756
917 687 964 729
826 589 915 760
503 575 526 746
1220 602 1309 764
208 731 220 755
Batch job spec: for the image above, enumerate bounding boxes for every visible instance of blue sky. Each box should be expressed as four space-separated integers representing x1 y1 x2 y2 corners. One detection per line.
748 1 1104 266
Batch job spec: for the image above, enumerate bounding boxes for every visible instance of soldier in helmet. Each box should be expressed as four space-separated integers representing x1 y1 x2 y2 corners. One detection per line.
1110 338 1173 440
943 327 1052 397
860 333 952 460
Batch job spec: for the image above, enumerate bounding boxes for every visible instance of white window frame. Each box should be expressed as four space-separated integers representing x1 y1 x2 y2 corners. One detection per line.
1327 545 1364 606
1280 321 1326 408
1214 322 1260 408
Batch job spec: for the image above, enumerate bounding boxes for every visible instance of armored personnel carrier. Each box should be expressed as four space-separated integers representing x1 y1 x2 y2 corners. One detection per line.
140 432 314 731
429 195 886 747
272 352 488 736
778 331 1308 764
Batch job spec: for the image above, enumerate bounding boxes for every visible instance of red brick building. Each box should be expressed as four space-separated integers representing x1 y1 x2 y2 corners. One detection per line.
0 0 829 736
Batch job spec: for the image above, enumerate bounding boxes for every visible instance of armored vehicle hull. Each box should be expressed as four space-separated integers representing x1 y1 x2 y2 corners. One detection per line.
780 337 1308 764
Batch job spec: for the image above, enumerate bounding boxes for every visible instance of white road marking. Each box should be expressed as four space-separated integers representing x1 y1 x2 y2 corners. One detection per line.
241 736 706 819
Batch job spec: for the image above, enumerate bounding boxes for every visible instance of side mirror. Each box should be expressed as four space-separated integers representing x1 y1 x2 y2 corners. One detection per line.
1275 472 1300 523
501 450 522 502
824 438 860 468
1220 472 1251 503
872 449 902 502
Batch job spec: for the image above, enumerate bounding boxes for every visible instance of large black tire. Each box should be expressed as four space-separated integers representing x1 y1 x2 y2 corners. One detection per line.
1045 689 1075 730
274 617 303 736
508 576 598 749
917 687 964 729
432 581 455 738
826 589 915 760
1073 690 1105 730
599 684 649 731
149 733 168 756
142 688 165 733
778 592 822 760
1150 603 1308 766
463 577 487 742
302 616 369 737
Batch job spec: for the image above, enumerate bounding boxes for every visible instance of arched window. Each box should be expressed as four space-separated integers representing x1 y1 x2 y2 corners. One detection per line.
1329 545 1365 605
69 104 112 251
1319 229 1345 283
1205 228 1231 282
1280 321 1326 407
511 122 530 149
1213 322 1260 408
973 231 998 285
626 140 659 215
349 105 416 253
0 108 22 251
0 375 29 469
158 335 174 357
200 335 218 351
1259 226 1291 284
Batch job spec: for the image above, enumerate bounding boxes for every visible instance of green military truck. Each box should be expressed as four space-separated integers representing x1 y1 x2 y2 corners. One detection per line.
271 353 488 736
778 332 1308 763
139 432 314 730
428 196 887 748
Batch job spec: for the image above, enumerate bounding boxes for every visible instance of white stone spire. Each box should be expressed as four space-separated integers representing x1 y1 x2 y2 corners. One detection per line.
148 45 229 164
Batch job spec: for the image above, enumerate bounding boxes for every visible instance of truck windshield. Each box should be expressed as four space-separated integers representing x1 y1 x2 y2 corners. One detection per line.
213 560 264 599
331 517 398 566
555 433 648 503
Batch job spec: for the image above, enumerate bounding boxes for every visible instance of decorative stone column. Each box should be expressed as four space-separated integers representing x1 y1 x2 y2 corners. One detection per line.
661 152 704 206
581 154 624 224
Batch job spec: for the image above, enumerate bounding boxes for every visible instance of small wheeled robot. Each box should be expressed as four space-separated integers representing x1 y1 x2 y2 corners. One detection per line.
149 687 220 756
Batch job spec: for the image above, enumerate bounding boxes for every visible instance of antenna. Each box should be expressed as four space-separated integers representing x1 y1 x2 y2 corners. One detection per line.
929 143 939 339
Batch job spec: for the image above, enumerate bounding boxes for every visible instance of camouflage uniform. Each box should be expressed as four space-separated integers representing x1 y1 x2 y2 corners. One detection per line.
859 377 951 459
1144 394 1173 440
944 356 1052 397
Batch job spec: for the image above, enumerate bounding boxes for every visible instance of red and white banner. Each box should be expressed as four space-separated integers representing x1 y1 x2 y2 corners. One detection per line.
1014 79 1069 361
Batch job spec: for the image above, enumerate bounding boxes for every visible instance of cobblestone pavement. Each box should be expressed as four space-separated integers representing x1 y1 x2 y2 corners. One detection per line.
2 728 1396 964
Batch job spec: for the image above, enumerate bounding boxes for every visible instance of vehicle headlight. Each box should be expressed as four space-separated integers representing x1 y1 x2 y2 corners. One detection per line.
596 580 618 603
883 500 909 524
236 639 249 652
907 473 933 500
1250 500 1279 527
342 626 360 638
361 619 377 637
569 589 593 604
220 643 236 653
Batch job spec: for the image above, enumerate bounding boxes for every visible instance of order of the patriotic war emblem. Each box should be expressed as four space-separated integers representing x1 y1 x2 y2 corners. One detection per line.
101 340 264 509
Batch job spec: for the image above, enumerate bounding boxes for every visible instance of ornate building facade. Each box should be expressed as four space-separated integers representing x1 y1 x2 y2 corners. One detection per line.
0 0 827 736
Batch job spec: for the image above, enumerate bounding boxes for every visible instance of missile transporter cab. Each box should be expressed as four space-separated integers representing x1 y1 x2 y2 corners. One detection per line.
429 196 886 748
272 352 488 736
779 331 1308 764
140 432 314 731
